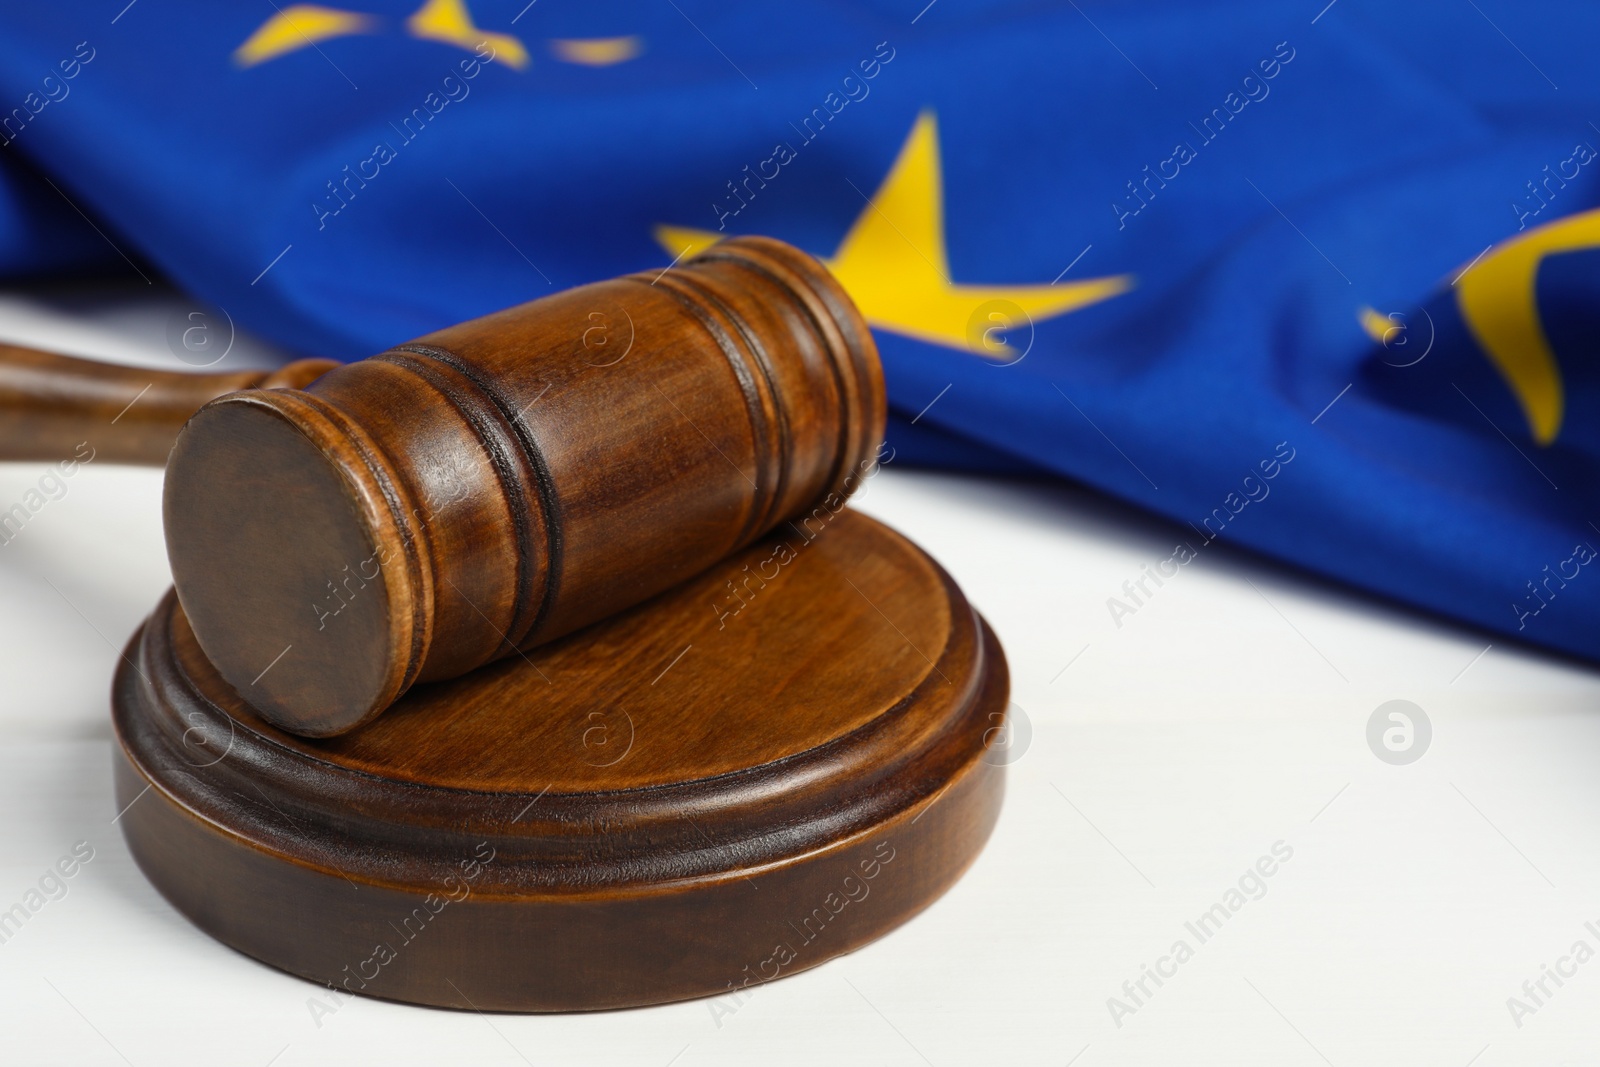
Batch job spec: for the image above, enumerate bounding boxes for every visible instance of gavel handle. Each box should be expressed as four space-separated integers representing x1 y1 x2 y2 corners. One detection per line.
0 343 338 465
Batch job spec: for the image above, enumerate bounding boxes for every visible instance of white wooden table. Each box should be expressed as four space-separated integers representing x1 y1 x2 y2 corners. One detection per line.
1 283 1596 1066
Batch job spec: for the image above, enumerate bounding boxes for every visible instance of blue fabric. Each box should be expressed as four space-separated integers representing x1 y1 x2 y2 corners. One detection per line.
0 1 1595 658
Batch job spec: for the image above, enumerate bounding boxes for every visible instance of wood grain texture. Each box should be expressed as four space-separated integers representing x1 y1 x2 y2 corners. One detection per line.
113 509 1008 1011
163 236 887 736
0 344 334 464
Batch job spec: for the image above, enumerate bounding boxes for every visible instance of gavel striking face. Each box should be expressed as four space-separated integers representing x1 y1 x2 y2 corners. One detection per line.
161 237 884 736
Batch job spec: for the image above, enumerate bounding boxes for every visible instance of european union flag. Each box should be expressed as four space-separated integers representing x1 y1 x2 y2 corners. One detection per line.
0 0 1596 658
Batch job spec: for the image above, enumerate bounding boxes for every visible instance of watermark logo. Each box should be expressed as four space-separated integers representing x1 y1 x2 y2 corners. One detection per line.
179 710 235 768
1107 840 1294 1028
579 306 633 367
981 701 1032 766
965 299 1033 365
580 707 634 767
0 841 95 948
707 839 897 1028
1514 541 1596 631
1373 306 1435 368
165 305 235 368
0 442 96 548
1366 699 1431 765
710 41 896 230
307 841 495 1028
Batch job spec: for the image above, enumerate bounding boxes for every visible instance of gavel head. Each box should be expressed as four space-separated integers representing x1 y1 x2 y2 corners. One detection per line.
163 237 885 737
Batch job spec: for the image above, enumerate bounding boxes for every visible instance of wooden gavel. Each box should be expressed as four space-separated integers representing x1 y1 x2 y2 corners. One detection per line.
3 237 884 735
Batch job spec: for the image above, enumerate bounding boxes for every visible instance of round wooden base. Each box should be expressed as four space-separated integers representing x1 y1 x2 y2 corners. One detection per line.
112 510 1007 1011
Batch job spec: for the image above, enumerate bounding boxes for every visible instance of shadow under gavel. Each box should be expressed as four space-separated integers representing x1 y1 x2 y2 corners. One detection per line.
1 237 884 737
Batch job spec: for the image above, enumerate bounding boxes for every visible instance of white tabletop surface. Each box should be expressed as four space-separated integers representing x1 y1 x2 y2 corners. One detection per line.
2 283 1598 1066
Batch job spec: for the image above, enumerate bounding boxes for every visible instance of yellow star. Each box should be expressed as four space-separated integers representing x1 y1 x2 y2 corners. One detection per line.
550 36 643 66
406 0 529 69
655 110 1133 356
1452 207 1600 446
232 1 529 70
233 5 377 67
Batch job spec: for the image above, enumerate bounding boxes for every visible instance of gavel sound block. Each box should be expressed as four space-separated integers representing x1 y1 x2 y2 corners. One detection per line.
115 509 1008 1010
0 237 1009 1010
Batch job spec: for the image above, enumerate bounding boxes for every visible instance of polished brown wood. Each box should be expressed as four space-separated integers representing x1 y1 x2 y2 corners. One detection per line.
163 237 885 737
0 344 334 464
114 509 1007 1012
